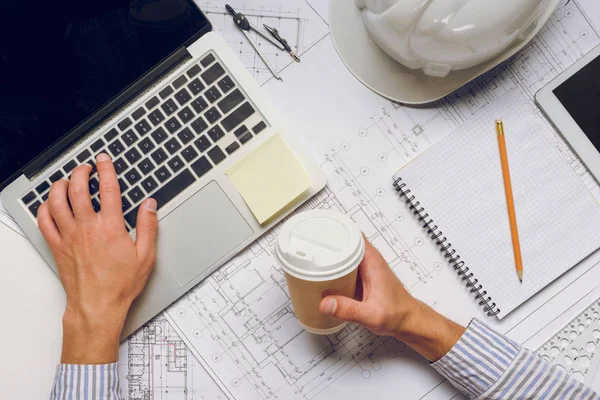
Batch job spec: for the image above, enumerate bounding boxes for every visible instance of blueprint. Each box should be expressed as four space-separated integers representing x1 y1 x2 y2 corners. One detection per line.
160 1 600 399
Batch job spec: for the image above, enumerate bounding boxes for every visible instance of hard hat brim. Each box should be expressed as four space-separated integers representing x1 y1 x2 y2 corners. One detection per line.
329 0 559 105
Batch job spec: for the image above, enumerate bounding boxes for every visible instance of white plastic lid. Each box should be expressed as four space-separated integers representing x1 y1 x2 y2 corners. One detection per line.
275 210 365 281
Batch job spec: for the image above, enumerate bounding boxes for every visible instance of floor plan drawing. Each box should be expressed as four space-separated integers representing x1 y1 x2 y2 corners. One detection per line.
118 316 226 400
164 1 600 400
196 0 329 85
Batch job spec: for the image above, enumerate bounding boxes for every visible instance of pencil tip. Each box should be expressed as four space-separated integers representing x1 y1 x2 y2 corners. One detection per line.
517 270 523 282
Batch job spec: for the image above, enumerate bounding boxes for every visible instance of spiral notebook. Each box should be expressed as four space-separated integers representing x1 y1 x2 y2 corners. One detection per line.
392 97 600 319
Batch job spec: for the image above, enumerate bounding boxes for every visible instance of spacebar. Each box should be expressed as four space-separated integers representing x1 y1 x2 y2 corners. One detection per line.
124 169 195 228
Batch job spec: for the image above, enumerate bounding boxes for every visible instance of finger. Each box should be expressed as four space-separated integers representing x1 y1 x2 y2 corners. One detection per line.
48 180 76 234
320 295 370 324
135 199 158 266
68 164 95 221
96 153 124 221
37 202 61 246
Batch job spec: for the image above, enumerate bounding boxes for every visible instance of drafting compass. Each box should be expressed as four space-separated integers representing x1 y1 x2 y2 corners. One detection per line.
226 5 300 81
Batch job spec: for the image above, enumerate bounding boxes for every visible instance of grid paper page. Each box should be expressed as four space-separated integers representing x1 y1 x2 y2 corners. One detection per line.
395 94 600 318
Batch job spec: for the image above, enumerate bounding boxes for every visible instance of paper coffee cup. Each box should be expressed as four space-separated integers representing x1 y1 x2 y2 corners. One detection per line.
276 210 365 335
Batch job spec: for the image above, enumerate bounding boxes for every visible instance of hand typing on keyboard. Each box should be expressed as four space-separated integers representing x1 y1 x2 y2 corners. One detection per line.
37 153 158 364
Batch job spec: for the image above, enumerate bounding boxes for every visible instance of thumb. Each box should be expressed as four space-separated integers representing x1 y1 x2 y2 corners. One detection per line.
320 296 369 324
135 198 158 265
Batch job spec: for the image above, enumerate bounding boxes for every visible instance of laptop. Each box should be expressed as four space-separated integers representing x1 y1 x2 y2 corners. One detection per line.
0 0 326 338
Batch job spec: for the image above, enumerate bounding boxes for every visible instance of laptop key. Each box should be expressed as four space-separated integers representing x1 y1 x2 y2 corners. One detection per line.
167 155 184 173
187 64 202 78
252 121 267 134
89 178 100 195
36 181 50 194
165 117 182 134
104 128 118 142
63 160 77 173
161 99 178 116
204 86 222 103
145 96 160 110
138 137 155 154
124 169 196 228
234 125 248 138
77 149 91 163
148 109 165 126
181 146 199 162
177 107 194 124
175 88 192 106
125 148 142 164
173 75 188 89
138 158 156 175
201 54 215 67
191 156 213 178
217 89 244 114
191 97 208 113
177 127 194 145
151 127 168 144
114 158 128 175
222 102 256 132
207 146 226 165
141 176 159 193
204 107 221 124
128 186 145 203
165 138 182 154
217 76 235 94
118 118 132 131
29 201 41 217
194 135 211 152
121 130 139 146
134 119 152 136
22 191 36 204
49 170 64 183
124 168 142 185
225 142 240 155
207 126 225 143
239 132 253 144
42 193 49 202
91 139 105 153
191 116 208 134
155 166 172 183
108 139 126 157
188 78 205 96
91 198 101 213
132 107 146 121
121 196 132 213
159 86 174 99
118 178 128 193
201 63 225 85
151 148 168 165
88 161 97 174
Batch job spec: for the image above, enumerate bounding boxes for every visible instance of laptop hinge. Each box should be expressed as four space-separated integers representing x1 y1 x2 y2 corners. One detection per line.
22 46 192 180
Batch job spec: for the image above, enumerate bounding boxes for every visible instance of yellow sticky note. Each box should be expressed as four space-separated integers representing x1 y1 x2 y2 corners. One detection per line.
226 134 312 224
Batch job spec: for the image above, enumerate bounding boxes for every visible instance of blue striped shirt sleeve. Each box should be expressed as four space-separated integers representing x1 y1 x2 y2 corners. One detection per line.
432 319 600 399
50 363 121 400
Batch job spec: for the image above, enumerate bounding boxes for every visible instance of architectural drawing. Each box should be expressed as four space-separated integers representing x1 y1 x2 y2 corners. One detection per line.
197 0 329 85
163 2 600 400
118 316 225 400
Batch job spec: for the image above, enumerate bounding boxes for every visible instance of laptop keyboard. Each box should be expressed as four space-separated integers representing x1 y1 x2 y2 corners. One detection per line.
20 52 268 230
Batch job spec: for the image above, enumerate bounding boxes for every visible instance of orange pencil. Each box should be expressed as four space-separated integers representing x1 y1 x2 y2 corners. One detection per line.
496 119 524 282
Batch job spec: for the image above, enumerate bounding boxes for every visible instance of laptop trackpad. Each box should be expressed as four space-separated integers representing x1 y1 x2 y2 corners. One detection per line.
156 181 253 287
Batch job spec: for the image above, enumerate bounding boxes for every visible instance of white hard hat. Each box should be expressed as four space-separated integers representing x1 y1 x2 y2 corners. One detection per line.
329 0 559 104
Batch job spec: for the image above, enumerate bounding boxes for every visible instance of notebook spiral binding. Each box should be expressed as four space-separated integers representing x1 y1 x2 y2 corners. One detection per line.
393 177 501 317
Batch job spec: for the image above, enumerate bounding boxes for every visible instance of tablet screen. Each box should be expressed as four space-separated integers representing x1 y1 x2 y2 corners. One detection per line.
553 56 600 150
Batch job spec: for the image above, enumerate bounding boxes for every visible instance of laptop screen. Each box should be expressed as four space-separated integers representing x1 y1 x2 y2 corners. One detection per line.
0 0 210 188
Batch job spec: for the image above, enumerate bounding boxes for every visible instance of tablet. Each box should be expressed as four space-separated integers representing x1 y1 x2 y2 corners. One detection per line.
536 45 600 181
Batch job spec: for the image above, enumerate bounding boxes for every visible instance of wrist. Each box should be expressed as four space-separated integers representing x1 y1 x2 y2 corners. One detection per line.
61 303 129 364
393 301 465 362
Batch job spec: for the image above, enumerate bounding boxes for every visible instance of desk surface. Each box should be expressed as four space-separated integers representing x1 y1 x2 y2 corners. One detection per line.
0 222 65 399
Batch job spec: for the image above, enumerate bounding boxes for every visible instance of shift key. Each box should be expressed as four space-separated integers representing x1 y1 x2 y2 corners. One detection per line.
124 169 195 228
221 102 255 132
